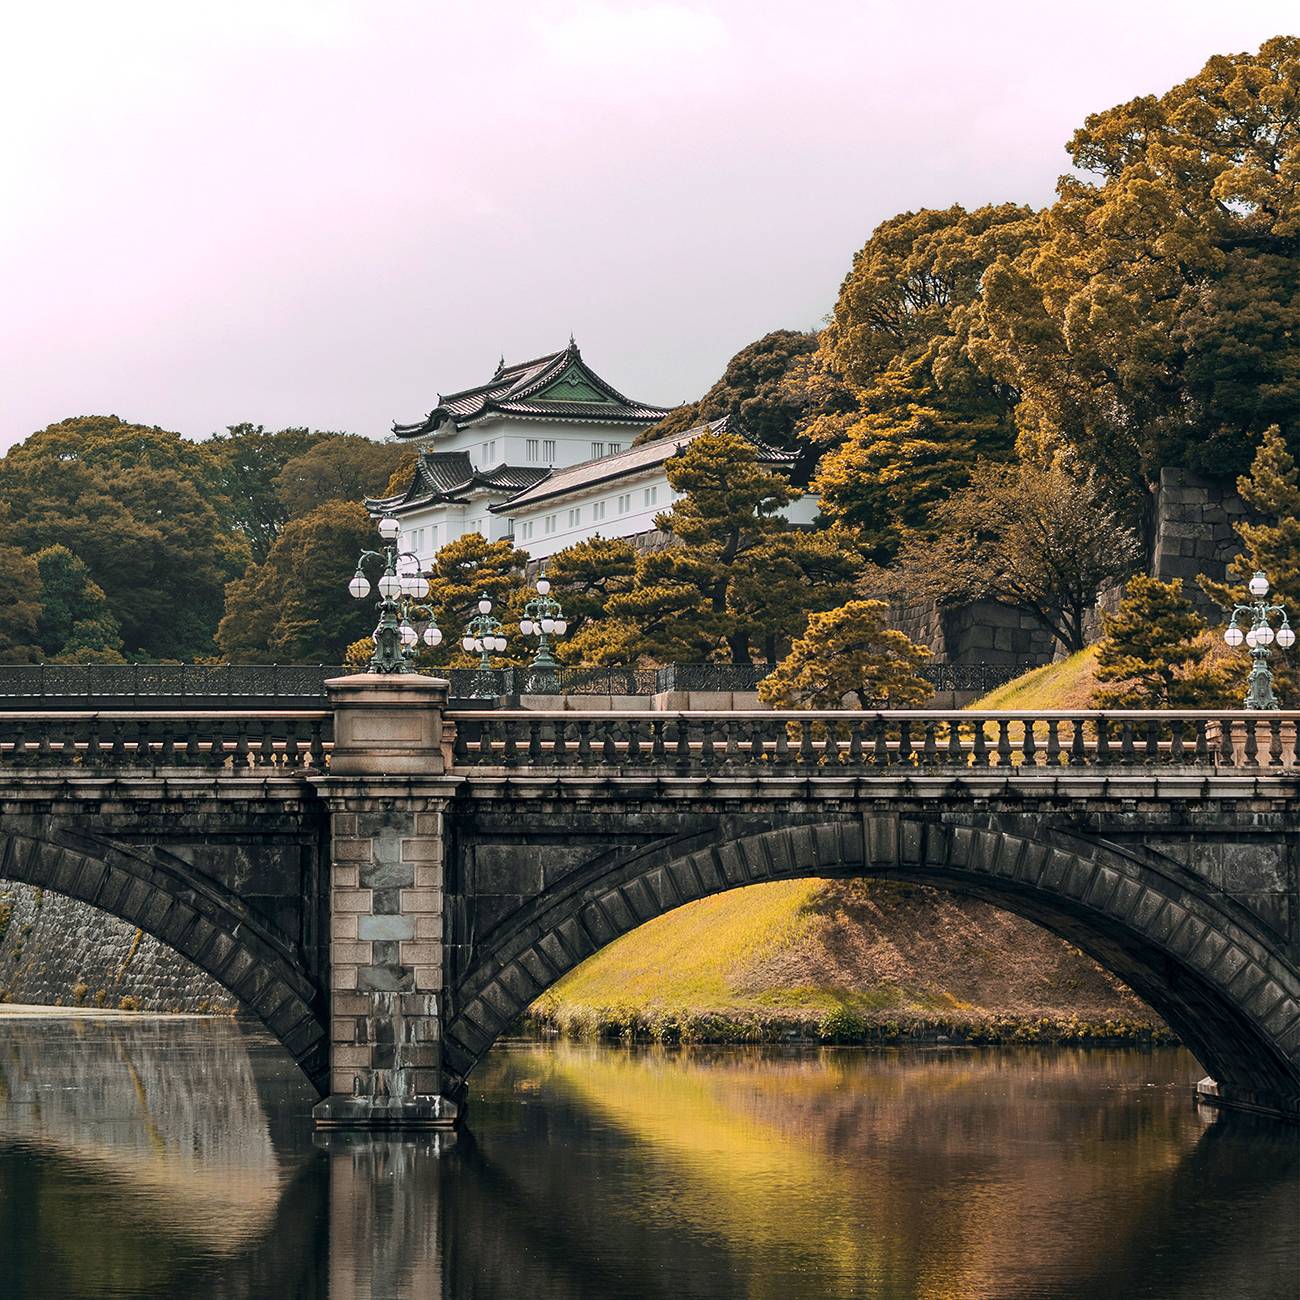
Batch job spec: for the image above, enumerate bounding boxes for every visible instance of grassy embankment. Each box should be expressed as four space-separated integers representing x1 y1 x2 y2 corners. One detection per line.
527 647 1171 1045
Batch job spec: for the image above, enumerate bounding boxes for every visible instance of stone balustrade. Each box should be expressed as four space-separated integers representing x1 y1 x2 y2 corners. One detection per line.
448 709 1300 772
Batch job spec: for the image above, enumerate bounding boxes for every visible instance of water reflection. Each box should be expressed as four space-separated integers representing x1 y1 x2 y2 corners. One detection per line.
0 1016 1295 1299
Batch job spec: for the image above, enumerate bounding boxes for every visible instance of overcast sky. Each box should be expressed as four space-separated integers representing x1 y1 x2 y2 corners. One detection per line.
1 2 1293 451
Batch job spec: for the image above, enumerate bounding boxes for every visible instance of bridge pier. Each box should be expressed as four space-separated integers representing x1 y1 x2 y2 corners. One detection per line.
312 674 460 1130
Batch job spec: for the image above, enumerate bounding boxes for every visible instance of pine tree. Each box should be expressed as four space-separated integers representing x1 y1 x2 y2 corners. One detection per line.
1093 576 1234 708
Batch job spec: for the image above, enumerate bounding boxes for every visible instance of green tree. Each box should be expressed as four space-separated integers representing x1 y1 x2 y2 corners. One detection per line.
216 501 375 663
0 416 247 660
608 432 859 663
33 545 124 662
884 461 1140 654
964 37 1300 534
758 601 933 708
1093 576 1234 707
206 424 327 562
274 435 407 519
638 331 823 479
0 541 42 664
416 532 530 668
542 536 638 660
1202 426 1300 701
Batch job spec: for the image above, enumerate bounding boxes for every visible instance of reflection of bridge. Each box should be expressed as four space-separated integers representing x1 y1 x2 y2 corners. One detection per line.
1 675 1298 1125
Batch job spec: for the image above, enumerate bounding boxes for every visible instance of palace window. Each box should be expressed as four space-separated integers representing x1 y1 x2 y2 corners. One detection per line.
481 440 497 463
545 514 557 534
526 439 540 461
617 493 631 514
568 508 581 528
590 442 605 458
521 520 534 540
543 439 556 463
592 501 605 522
609 443 622 453
644 486 658 507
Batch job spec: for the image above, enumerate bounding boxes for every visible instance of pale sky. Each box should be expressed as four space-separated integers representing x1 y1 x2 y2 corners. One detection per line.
1 2 1294 451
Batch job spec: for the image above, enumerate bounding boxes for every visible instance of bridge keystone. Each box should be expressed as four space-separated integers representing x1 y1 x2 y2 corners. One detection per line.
312 673 460 1130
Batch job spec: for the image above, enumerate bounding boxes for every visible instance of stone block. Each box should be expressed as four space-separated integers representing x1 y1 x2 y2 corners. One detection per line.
357 914 416 941
415 965 443 991
358 964 414 992
415 913 444 940
400 888 442 913
359 859 414 890
333 993 371 1016
333 889 373 914
372 886 402 914
332 865 359 889
372 940 401 965
332 813 358 836
332 940 373 966
414 864 443 889
401 837 443 862
414 812 443 836
332 1045 373 1070
331 914 359 940
401 941 440 965
333 839 374 863
331 964 359 992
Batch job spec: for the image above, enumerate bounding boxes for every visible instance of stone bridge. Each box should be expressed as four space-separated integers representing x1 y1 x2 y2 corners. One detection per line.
1 674 1297 1125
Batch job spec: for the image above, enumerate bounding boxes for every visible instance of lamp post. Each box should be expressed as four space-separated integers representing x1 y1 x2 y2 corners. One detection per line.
519 576 568 678
347 515 443 674
1223 570 1295 709
462 593 507 698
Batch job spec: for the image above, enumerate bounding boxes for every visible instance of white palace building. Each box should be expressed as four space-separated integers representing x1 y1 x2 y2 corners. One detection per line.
367 340 817 565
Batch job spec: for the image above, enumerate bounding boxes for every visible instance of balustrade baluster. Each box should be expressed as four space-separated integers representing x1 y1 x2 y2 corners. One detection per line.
720 719 738 767
946 718 963 768
309 721 325 770
674 719 691 769
552 719 570 765
881 717 899 768
86 721 103 767
184 724 201 766
1069 717 1086 767
797 719 814 767
284 723 302 769
922 720 938 767
1218 717 1236 768
1144 719 1159 764
1046 719 1061 767
37 725 54 767
626 720 642 765
1095 717 1111 767
601 722 618 765
259 729 275 769
111 721 126 765
994 720 1012 768
1119 721 1136 765
477 723 494 764
1193 719 1209 767
970 718 988 768
850 720 866 766
232 722 250 770
749 721 765 764
1268 717 1283 767
501 719 519 767
1170 719 1185 766
651 720 667 765
701 720 717 767
160 723 178 767
822 721 840 767
774 719 791 766
1020 718 1036 768
1244 719 1259 767
528 721 544 764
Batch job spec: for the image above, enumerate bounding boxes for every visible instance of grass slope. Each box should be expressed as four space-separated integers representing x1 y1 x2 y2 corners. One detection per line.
529 648 1167 1044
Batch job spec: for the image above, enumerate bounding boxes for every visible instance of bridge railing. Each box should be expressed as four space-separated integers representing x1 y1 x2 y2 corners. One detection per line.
446 710 1300 773
0 711 332 771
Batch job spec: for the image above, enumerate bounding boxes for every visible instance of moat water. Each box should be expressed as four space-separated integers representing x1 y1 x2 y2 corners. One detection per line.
0 1016 1295 1299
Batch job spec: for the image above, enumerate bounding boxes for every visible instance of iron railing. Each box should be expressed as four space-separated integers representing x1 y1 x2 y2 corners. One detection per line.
0 711 332 771
448 710 1300 773
0 660 1034 704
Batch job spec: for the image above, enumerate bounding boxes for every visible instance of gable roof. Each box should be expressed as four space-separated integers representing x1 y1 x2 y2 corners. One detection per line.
365 451 548 515
490 416 796 514
392 339 671 439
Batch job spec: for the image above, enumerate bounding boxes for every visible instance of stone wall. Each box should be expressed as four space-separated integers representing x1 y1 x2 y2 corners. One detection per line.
0 880 237 1012
889 596 1055 667
1151 466 1249 614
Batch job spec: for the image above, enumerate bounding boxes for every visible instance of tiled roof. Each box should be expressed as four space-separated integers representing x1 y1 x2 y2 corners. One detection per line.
365 452 548 514
392 341 671 439
490 416 796 513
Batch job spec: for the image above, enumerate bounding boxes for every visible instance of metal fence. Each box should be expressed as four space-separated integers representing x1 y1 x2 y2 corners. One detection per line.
0 659 1035 704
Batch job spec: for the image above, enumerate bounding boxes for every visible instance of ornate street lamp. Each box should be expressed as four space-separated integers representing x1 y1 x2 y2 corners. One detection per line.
347 516 443 673
462 593 507 698
1223 570 1295 709
519 576 568 673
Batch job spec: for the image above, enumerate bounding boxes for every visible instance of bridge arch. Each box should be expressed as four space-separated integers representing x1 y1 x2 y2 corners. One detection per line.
443 815 1300 1116
0 829 328 1091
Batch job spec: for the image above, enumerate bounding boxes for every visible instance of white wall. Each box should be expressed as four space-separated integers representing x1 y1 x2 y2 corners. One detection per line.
417 416 633 472
507 472 679 559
